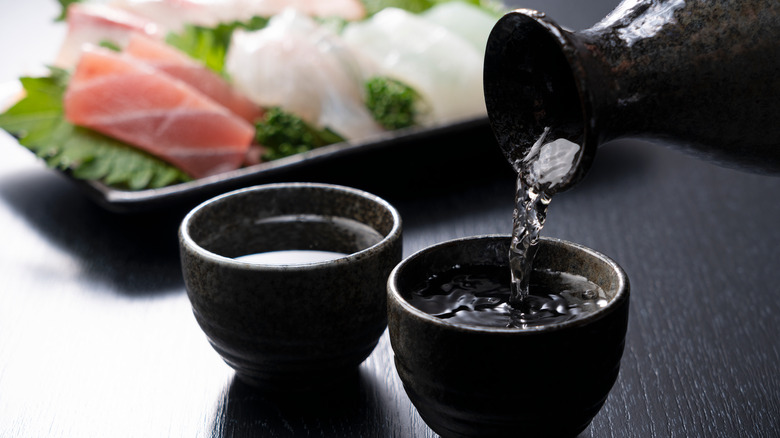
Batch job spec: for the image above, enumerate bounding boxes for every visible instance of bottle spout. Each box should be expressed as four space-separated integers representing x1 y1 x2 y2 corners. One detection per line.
484 9 597 194
486 2 780 178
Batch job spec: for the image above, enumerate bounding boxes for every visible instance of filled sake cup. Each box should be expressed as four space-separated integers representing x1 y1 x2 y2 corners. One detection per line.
180 183 402 392
387 235 629 438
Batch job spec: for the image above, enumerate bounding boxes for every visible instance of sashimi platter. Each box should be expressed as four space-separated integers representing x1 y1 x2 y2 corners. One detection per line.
0 0 504 210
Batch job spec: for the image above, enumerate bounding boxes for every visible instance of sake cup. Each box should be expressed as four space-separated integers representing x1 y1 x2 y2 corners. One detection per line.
387 235 629 437
180 183 402 392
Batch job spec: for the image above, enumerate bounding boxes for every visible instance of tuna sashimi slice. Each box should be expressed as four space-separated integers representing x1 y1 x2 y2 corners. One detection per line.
110 0 366 31
124 34 264 123
55 3 161 69
64 48 255 179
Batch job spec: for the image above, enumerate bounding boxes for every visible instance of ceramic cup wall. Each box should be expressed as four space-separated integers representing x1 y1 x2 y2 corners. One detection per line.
387 235 629 438
180 183 402 392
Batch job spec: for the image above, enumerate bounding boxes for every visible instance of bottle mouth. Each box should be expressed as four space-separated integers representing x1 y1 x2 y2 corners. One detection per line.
483 9 595 193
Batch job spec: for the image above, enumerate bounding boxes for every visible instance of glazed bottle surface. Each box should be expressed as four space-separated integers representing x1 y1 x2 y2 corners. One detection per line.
484 0 780 192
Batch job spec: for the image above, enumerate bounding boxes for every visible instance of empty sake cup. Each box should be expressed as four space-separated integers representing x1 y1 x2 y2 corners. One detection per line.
387 235 629 437
180 183 402 392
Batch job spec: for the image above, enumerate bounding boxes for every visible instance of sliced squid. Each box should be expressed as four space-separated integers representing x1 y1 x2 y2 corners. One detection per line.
342 7 488 126
225 9 384 141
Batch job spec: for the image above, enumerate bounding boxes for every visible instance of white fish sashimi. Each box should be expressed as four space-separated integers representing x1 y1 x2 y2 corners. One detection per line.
55 2 161 69
342 7 487 126
250 0 366 21
421 1 498 56
108 0 226 32
108 0 365 32
225 9 383 141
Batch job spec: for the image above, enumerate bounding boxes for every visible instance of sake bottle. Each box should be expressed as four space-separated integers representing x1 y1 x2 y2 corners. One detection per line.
483 0 780 193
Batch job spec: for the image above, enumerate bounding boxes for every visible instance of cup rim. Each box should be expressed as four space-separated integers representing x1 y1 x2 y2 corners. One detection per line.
387 234 629 333
179 182 402 271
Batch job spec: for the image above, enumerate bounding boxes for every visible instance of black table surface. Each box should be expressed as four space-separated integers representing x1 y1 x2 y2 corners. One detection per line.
1 1 778 437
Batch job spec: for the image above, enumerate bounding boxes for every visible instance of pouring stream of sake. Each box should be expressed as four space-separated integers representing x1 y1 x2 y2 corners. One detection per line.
508 126 582 306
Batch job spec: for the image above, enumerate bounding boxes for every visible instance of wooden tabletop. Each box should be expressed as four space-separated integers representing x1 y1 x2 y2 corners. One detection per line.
1 1 778 437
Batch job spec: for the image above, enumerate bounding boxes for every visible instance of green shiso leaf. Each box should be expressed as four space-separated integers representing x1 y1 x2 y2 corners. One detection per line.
0 68 190 190
361 0 434 15
55 0 83 21
361 0 505 16
165 16 269 76
98 39 122 52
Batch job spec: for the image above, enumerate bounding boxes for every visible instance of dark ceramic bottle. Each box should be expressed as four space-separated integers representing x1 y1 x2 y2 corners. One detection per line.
484 0 780 192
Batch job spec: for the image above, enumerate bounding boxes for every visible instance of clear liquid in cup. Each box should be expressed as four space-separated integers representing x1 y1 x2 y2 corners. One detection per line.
406 264 608 328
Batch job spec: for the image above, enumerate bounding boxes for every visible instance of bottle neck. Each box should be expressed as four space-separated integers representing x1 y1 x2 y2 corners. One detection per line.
485 1 780 180
484 10 596 194
576 0 780 173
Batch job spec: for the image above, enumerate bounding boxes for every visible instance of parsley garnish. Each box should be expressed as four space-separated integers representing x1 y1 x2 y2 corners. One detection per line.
255 107 345 161
365 76 422 130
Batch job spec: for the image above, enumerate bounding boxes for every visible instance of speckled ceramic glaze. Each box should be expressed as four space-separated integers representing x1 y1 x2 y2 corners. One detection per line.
387 236 629 438
484 0 780 192
180 183 402 392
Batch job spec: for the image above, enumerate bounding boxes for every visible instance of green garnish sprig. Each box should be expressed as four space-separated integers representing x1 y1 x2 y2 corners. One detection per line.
255 107 345 161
